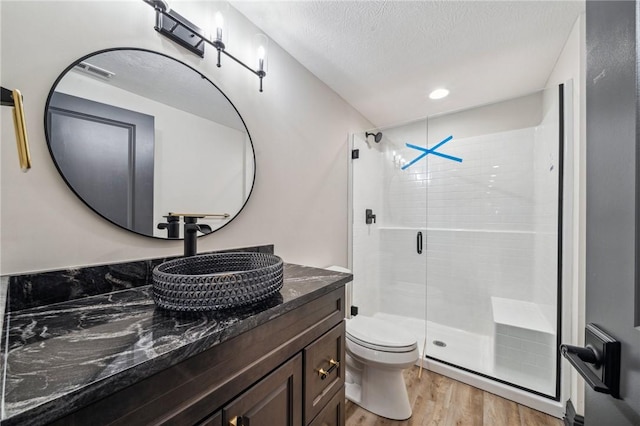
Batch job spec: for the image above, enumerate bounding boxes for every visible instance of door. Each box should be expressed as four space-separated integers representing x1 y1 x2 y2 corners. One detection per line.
47 92 155 235
584 1 640 424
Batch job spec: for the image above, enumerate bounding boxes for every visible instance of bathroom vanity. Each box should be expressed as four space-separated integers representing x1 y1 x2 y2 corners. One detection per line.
1 257 349 426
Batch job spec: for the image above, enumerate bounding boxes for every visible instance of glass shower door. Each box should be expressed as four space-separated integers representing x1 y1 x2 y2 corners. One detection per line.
350 124 429 357
423 87 563 398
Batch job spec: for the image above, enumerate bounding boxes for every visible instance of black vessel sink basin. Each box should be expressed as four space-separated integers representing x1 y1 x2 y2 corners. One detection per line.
152 252 284 311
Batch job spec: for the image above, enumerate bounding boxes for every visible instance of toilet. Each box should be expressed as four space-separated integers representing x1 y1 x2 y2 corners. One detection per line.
325 266 419 420
345 315 419 420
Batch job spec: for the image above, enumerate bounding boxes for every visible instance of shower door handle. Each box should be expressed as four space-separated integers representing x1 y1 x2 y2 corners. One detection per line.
417 232 423 254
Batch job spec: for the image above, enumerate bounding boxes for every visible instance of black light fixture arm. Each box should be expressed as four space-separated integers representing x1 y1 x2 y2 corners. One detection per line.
218 48 267 92
142 0 267 92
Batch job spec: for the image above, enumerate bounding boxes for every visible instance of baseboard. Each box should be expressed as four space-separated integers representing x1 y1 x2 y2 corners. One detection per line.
564 400 585 426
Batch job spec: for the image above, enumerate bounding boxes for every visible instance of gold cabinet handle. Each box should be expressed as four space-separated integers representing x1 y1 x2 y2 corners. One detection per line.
229 416 241 426
317 358 340 380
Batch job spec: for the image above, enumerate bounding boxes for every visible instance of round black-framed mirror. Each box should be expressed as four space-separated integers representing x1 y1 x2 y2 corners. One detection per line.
44 48 256 239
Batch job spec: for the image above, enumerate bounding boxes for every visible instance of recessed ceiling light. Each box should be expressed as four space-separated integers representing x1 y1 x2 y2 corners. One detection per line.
429 88 449 100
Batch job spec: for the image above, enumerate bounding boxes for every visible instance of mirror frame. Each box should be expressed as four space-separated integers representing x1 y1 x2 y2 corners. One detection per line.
44 47 256 239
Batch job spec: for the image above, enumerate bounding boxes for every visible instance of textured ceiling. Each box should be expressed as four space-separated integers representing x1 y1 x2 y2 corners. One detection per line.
231 0 584 128
81 50 245 131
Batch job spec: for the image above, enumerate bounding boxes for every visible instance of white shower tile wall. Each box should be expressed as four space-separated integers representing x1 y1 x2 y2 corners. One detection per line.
494 323 556 394
379 228 427 320
375 116 559 390
379 127 543 335
425 129 536 231
532 96 562 327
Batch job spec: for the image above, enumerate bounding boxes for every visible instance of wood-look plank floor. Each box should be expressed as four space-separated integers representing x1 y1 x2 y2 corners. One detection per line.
345 367 563 426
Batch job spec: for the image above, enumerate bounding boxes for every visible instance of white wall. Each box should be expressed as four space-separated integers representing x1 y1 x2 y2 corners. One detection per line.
545 13 586 416
0 0 371 274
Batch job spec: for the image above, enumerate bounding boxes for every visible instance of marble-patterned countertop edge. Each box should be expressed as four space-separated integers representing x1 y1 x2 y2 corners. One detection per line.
1 264 351 425
0 277 7 421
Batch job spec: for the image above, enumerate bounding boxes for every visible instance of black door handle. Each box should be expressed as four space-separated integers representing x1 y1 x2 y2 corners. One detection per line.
560 323 621 399
561 344 609 393
417 231 423 254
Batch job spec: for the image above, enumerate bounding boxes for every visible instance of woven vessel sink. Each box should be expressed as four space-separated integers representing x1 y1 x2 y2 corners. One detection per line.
152 252 284 311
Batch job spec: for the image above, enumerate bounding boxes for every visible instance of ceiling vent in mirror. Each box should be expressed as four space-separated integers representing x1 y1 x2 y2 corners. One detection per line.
73 61 115 80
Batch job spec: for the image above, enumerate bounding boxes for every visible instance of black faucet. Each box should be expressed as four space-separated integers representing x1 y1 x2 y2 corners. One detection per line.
183 216 212 257
157 214 180 238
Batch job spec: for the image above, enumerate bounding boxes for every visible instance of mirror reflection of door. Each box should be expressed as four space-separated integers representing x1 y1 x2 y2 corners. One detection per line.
47 92 154 235
44 49 256 239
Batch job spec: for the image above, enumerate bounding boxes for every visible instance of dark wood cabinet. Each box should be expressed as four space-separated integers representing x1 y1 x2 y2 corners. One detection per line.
304 323 344 424
51 286 345 426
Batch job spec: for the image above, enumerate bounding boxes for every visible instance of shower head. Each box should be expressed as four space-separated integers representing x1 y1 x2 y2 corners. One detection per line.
366 132 383 143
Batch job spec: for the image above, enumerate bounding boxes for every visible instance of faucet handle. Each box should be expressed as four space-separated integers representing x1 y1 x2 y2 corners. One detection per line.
197 224 213 235
157 214 181 238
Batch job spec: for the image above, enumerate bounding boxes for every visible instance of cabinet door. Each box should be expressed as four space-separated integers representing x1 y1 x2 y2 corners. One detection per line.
223 354 302 426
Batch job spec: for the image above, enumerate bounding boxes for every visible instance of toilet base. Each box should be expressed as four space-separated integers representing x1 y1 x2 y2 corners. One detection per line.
345 364 412 421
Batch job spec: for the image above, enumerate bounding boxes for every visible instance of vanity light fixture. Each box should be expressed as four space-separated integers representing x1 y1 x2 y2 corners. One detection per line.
143 0 268 92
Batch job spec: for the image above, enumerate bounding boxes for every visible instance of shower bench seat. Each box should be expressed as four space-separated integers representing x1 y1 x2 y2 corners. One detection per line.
491 297 556 387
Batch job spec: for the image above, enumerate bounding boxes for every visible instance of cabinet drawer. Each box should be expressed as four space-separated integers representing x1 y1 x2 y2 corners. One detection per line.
309 386 345 426
304 322 345 424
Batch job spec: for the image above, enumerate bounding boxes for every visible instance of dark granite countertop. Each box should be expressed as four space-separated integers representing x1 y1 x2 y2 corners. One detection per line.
1 263 351 425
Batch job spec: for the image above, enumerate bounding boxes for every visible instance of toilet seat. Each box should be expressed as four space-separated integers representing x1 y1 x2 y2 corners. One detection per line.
346 315 417 353
347 334 417 353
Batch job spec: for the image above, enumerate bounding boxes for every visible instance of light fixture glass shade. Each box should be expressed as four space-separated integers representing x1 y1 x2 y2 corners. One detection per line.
253 34 269 73
214 12 224 41
206 6 229 45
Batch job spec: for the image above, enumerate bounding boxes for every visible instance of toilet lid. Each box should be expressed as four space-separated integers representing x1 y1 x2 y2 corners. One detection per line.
346 316 417 351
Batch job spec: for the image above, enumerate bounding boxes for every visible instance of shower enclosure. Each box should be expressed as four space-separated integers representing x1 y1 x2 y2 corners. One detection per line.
350 86 569 411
